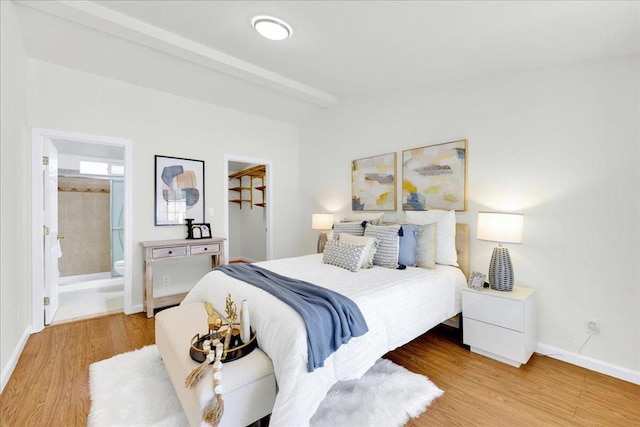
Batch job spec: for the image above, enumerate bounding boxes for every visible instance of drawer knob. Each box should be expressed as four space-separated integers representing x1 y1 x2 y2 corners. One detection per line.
204 247 208 251
168 251 173 254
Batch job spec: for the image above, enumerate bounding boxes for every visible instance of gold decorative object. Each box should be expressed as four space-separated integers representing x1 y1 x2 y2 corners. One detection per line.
225 293 238 325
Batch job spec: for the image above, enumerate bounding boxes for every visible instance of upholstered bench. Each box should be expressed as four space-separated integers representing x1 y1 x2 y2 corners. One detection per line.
156 302 277 427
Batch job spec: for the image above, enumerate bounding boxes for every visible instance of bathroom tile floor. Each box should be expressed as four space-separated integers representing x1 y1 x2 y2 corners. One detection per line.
52 284 124 324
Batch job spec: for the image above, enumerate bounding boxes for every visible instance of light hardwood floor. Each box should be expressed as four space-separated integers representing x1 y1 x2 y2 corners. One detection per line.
1 313 638 426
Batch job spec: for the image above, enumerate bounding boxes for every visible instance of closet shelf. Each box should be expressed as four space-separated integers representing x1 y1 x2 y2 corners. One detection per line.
228 165 266 209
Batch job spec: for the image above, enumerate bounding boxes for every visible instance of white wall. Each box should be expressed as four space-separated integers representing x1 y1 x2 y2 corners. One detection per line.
228 200 267 262
26 59 301 308
0 1 32 390
241 177 267 261
299 56 640 373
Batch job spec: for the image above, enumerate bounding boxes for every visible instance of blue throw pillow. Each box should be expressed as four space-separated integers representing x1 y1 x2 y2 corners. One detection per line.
398 224 420 267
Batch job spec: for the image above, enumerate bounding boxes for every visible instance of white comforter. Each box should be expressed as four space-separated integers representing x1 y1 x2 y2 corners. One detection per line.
182 254 466 427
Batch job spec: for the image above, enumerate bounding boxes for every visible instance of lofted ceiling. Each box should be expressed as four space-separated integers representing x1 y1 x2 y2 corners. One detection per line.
14 1 640 124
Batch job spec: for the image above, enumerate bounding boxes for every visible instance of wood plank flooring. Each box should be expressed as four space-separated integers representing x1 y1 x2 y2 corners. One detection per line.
387 327 640 426
1 314 638 426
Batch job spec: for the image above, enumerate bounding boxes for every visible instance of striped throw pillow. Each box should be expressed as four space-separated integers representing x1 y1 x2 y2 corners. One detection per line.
364 224 401 268
332 221 366 238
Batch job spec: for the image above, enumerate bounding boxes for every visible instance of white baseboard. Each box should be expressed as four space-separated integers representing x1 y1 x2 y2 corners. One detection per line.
125 304 143 315
1 325 32 394
536 343 640 385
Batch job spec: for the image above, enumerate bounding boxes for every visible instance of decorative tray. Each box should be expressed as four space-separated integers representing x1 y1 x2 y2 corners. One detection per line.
190 325 257 363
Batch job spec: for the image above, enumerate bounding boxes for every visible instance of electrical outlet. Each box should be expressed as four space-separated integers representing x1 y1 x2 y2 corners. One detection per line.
162 275 170 286
587 319 600 335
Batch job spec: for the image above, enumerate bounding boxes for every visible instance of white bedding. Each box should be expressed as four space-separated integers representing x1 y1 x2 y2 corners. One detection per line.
182 254 466 427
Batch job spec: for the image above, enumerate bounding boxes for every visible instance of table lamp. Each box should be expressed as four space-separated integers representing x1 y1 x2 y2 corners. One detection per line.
312 213 334 253
477 212 524 291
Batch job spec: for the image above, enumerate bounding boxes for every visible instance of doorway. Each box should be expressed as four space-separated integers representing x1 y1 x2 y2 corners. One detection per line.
31 128 133 331
224 155 273 263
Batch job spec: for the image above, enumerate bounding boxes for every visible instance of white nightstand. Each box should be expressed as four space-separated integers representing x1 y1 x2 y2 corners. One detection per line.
462 286 537 368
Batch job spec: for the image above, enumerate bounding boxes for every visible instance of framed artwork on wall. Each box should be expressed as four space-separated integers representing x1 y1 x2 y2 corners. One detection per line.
351 152 397 211
155 155 205 225
402 139 467 211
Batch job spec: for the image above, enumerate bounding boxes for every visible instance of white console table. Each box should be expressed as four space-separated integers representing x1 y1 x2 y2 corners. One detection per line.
140 237 226 318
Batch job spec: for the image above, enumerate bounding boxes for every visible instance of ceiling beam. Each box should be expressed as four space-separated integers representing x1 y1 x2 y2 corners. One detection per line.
17 0 339 108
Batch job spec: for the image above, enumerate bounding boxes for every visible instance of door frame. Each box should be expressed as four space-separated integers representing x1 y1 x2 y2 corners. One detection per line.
223 155 273 262
31 128 133 332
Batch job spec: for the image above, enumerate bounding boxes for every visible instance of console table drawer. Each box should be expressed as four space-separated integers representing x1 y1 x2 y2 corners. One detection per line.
190 243 221 255
152 246 187 259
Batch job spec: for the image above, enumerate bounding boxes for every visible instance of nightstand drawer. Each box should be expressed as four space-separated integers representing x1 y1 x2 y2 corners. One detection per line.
152 246 187 259
190 243 221 255
463 291 524 332
463 318 528 364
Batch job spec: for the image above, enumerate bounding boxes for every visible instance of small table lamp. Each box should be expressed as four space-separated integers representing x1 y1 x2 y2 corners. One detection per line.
477 212 524 291
312 213 334 253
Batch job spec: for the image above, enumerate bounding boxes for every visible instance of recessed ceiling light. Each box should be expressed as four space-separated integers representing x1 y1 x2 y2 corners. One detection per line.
252 16 292 41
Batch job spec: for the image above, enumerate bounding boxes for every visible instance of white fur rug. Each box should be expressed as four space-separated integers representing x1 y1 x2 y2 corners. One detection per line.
89 345 442 427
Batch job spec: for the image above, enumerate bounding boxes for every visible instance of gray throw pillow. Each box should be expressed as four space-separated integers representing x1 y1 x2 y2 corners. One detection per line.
332 221 366 238
322 240 367 272
416 223 437 269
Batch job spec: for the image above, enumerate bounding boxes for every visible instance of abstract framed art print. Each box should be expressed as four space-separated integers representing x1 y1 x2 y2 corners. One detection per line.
402 139 467 211
155 155 205 225
351 152 397 211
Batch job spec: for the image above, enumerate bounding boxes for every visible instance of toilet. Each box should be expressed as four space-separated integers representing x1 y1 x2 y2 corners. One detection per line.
113 259 125 275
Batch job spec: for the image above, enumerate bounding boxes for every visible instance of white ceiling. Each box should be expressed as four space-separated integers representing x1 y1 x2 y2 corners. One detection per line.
14 1 640 124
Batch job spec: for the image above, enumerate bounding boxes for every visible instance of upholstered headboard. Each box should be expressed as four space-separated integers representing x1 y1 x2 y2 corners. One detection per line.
455 223 470 280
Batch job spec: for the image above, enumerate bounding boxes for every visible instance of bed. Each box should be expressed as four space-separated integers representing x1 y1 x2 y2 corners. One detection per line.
181 222 469 426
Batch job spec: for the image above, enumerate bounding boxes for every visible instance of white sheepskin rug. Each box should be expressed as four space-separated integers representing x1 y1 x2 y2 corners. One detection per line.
89 345 443 427
88 345 188 427
310 358 443 427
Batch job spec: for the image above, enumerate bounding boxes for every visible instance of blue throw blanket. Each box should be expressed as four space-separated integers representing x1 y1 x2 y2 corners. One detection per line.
215 263 368 372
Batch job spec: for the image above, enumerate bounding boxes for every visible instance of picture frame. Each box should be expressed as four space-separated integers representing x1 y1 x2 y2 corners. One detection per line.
468 271 486 290
155 155 205 226
351 152 397 211
402 139 468 211
188 223 211 240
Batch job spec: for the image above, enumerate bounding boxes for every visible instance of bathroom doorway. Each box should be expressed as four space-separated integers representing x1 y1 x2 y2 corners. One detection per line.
54 149 124 323
31 128 133 331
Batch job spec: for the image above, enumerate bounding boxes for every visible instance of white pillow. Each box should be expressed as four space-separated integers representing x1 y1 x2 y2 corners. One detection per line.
343 212 385 225
405 210 458 266
338 233 378 269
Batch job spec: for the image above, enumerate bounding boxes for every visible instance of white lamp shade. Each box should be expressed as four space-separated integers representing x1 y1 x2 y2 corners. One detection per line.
312 213 334 230
477 212 523 244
